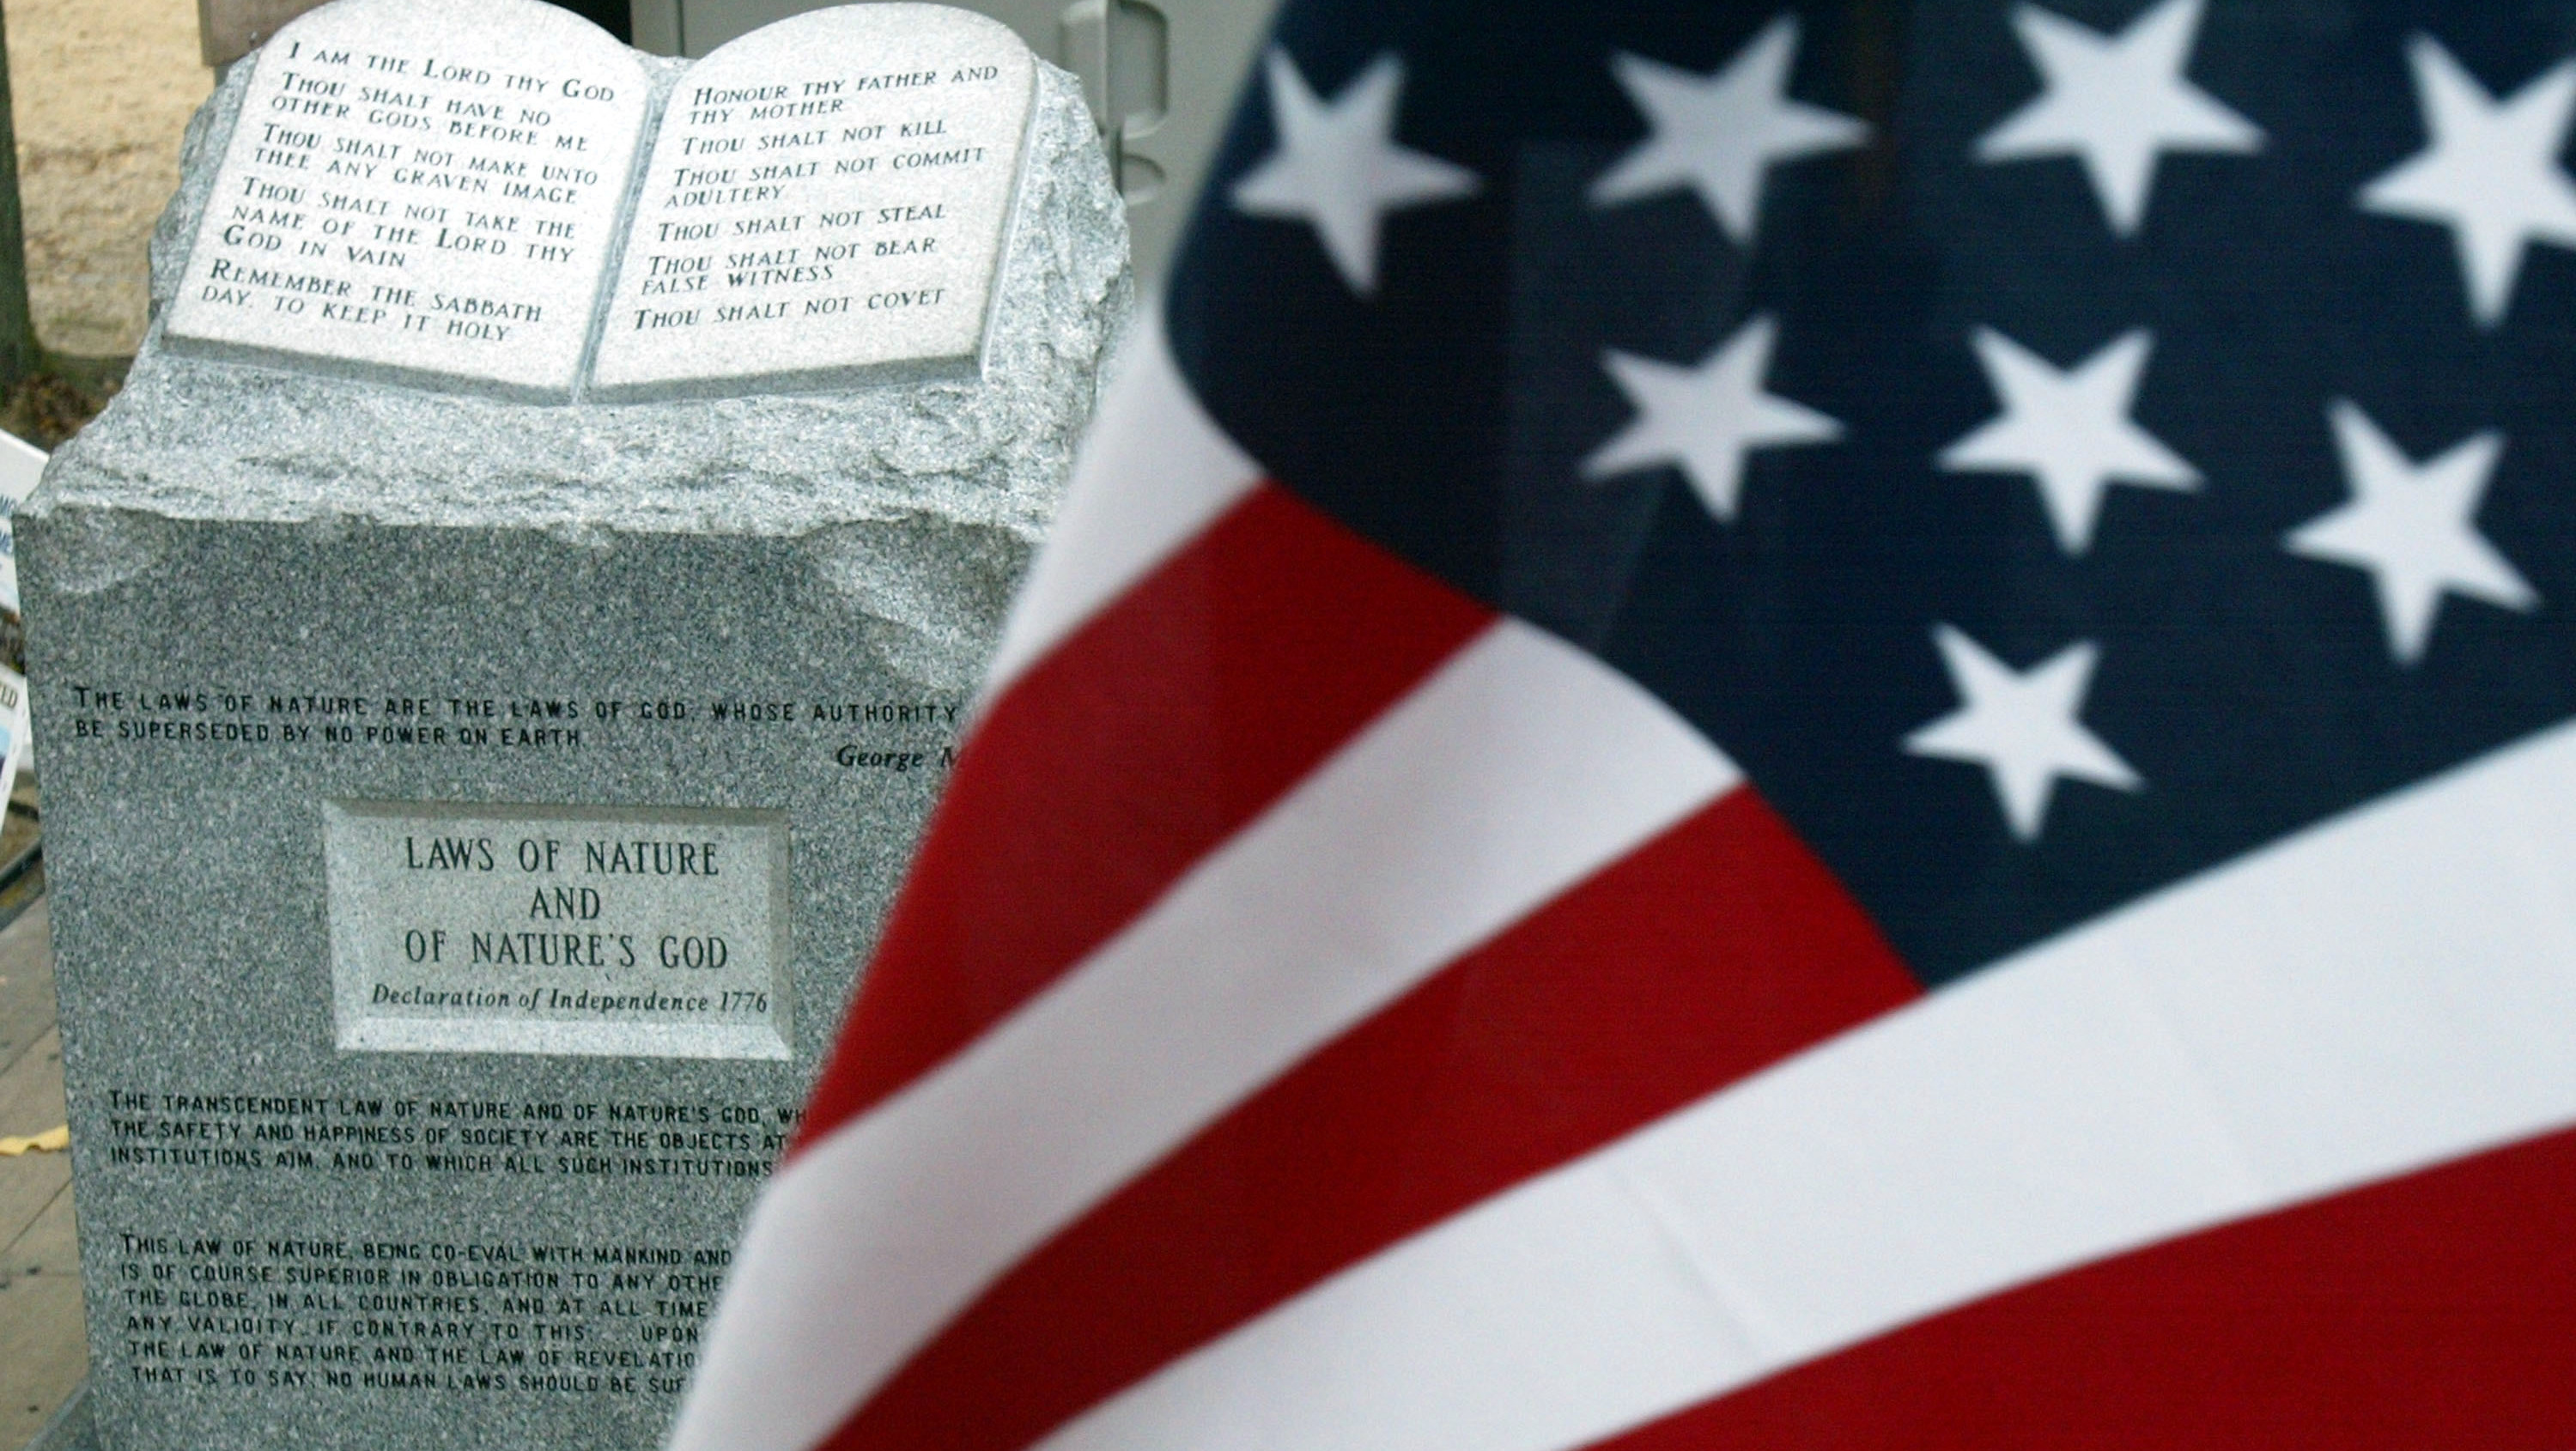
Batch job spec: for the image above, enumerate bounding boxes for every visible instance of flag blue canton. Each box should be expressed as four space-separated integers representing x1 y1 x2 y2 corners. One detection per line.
1165 0 2576 987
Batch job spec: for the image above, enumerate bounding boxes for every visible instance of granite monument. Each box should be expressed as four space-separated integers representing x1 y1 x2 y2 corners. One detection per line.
21 0 1127 1446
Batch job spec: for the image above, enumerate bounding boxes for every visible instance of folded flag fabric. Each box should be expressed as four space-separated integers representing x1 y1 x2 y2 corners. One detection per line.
671 3 2576 1448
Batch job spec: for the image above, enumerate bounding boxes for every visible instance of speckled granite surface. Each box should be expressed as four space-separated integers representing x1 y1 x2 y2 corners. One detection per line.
14 14 1127 1448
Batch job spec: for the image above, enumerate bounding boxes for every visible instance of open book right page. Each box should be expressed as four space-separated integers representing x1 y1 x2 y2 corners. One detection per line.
586 4 1038 403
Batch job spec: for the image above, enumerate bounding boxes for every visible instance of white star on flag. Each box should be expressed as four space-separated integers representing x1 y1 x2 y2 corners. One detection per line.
2286 401 2537 665
1906 625 2142 841
1590 14 1869 245
1583 313 1842 522
1974 0 2263 235
1938 327 2200 554
1230 48 1480 294
2358 35 2576 328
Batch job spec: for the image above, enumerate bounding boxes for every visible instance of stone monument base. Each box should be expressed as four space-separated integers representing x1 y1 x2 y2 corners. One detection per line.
22 5 1127 1448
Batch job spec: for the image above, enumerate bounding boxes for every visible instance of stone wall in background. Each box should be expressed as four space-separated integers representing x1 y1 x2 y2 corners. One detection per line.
9 0 212 357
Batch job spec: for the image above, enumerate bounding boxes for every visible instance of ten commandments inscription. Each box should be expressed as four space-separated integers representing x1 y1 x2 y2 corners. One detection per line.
589 7 1037 398
162 0 1039 400
165 0 648 397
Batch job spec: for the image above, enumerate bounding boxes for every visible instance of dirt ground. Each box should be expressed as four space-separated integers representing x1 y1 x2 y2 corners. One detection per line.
7 0 211 359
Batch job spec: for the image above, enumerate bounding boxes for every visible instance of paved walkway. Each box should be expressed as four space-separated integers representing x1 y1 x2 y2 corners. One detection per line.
0 896 82 1451
8 0 211 357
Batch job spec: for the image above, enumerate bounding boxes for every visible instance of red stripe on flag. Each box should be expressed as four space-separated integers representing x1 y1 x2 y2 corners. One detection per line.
795 484 1494 1151
823 787 1922 1451
1594 1120 2576 1451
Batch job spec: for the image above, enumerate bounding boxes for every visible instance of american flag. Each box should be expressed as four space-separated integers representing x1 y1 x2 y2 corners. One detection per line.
670 2 2576 1447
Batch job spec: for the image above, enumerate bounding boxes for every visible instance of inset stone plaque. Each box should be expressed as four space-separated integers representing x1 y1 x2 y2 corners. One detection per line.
324 801 792 1059
588 6 1037 399
163 0 650 398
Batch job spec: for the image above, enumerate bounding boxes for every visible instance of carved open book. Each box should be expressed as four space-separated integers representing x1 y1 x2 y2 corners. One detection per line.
165 0 1040 401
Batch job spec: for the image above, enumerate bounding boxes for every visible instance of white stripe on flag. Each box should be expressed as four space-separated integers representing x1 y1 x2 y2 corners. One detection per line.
670 620 1741 1451
1042 713 2576 1451
982 304 1263 699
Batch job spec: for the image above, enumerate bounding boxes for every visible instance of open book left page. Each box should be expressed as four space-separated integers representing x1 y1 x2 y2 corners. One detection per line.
161 0 651 401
